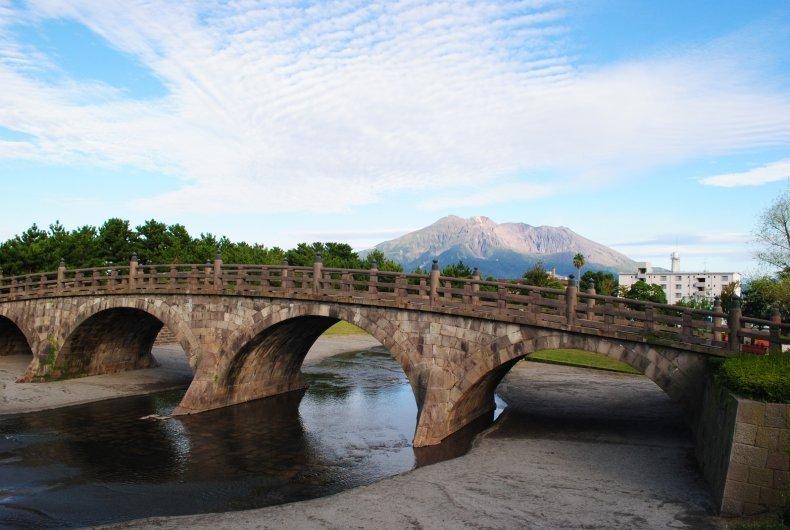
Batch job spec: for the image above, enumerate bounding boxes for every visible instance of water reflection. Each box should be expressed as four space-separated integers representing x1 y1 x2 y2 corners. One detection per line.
0 348 484 528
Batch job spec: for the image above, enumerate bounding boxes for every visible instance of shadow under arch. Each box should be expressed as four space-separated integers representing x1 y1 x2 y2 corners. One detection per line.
0 314 34 357
21 297 200 383
49 307 163 380
444 331 702 441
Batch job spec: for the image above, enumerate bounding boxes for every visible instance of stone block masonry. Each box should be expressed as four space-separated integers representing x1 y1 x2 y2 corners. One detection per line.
697 377 789 516
1 294 709 449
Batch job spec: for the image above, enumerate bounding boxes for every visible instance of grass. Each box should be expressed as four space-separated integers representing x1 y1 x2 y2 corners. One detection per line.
323 321 366 336
716 352 790 403
525 349 640 374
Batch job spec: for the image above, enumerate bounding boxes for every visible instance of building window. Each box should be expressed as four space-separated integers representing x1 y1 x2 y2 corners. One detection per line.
660 284 667 289
721 275 729 281
675 284 682 290
660 275 667 281
676 275 682 280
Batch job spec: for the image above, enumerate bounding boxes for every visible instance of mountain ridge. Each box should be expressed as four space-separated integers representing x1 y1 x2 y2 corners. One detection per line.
368 215 636 278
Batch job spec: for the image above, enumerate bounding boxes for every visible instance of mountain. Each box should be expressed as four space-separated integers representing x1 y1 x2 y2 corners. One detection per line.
368 215 636 278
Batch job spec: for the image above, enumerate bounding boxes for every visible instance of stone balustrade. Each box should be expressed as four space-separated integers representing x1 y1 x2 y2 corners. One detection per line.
0 256 785 357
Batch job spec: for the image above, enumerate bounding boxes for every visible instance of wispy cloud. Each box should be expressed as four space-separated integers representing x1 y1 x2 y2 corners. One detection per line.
289 227 415 241
0 1 789 214
609 232 753 271
612 233 750 247
699 159 790 187
420 182 558 209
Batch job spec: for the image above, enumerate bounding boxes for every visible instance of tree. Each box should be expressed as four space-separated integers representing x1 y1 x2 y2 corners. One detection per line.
0 218 412 280
361 250 402 272
621 280 667 304
579 270 618 295
97 218 138 265
755 189 790 270
572 253 585 281
719 281 740 311
441 261 473 278
741 275 790 320
675 295 714 311
522 261 563 289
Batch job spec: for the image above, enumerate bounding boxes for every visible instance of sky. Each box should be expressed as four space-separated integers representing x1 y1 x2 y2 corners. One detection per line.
0 0 788 276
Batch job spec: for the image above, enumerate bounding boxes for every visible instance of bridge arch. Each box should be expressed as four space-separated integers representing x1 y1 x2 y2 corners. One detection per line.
0 305 40 356
22 297 199 382
0 314 34 357
441 330 707 444
221 303 417 382
176 302 430 432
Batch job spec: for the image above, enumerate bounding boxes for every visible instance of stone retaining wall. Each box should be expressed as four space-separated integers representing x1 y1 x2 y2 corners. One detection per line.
696 377 788 516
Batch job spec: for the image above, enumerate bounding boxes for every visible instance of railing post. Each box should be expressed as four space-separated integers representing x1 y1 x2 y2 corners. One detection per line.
57 259 66 293
565 275 577 328
129 254 138 291
713 296 724 343
497 285 507 311
429 259 439 304
281 259 290 293
471 267 480 307
189 265 198 292
213 252 223 293
396 273 406 304
313 253 323 293
235 267 246 294
586 279 596 320
728 295 742 353
203 260 212 290
260 265 270 294
682 308 693 339
368 262 378 295
770 306 782 354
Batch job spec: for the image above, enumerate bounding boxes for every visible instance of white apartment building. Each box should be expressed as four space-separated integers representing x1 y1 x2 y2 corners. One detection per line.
618 252 741 305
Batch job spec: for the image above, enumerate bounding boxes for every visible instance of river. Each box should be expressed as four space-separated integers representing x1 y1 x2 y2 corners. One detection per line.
0 348 494 528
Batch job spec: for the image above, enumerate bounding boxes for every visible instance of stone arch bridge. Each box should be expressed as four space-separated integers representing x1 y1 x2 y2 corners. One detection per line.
0 257 784 447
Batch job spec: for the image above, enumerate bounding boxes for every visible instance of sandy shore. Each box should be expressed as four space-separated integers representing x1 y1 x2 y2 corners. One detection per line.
0 334 381 415
107 362 719 530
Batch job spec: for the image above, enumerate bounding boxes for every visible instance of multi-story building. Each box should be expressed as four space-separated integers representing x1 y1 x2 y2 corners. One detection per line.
617 252 741 305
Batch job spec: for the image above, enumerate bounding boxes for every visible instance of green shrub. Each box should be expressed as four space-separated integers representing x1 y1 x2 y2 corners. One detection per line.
716 352 790 403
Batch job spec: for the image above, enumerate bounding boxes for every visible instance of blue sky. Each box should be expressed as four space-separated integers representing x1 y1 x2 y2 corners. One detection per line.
0 0 788 275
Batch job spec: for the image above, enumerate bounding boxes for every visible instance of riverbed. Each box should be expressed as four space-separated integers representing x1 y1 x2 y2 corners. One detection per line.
111 362 720 529
0 347 480 528
1 344 720 529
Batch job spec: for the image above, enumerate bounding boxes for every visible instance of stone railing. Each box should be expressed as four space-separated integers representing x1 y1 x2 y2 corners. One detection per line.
0 255 787 356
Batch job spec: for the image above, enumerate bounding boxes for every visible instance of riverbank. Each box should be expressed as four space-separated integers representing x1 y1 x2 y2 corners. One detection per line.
0 334 381 415
109 361 719 529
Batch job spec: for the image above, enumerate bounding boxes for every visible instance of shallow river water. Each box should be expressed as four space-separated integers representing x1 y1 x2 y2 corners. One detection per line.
0 349 488 528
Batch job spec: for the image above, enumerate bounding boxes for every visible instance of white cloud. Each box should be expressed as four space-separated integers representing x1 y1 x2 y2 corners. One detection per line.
0 1 788 214
699 159 790 187
420 182 558 209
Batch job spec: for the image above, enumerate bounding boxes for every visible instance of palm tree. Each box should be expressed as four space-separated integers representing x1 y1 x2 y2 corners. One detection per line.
572 253 585 283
